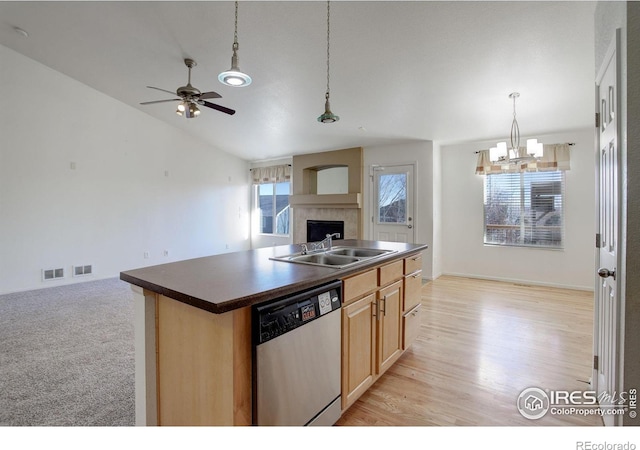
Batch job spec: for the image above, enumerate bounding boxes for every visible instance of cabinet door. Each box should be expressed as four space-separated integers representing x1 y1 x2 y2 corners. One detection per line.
403 304 421 350
377 280 403 374
403 270 422 312
342 293 376 410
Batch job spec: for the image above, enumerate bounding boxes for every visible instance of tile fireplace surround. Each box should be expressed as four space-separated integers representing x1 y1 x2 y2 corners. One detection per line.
292 207 360 244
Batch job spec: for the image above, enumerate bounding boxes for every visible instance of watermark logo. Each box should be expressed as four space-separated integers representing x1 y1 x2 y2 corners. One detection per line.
517 387 550 419
516 387 637 419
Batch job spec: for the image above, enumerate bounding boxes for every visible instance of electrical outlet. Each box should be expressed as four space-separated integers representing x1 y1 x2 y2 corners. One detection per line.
163 250 169 257
144 251 150 259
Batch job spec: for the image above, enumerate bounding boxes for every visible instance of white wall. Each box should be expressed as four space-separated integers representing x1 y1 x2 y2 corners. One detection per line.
432 142 443 279
0 45 250 294
364 141 435 279
440 129 596 290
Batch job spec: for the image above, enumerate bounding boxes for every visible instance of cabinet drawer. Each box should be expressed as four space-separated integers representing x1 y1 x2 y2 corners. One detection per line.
403 304 421 349
378 260 403 286
403 270 422 312
404 253 423 275
343 269 377 303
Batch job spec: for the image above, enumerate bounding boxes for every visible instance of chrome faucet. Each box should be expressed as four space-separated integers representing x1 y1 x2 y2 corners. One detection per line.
301 233 341 254
319 233 341 251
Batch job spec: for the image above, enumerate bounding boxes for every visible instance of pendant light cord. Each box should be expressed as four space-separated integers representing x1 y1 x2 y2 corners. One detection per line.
233 1 239 51
325 0 331 98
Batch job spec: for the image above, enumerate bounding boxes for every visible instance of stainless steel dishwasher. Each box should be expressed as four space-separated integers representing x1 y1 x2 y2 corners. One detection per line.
253 280 342 426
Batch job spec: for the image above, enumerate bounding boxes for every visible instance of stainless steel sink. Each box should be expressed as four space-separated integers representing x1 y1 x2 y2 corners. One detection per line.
270 246 396 269
292 253 359 266
326 247 392 258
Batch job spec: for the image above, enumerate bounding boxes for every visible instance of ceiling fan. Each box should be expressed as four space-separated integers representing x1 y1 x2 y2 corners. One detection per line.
141 58 235 118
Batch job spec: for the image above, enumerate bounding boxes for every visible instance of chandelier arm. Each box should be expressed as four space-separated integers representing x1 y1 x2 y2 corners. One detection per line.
510 117 520 152
510 93 520 152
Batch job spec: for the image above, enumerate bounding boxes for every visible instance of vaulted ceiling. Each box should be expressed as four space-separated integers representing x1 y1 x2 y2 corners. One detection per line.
0 1 596 161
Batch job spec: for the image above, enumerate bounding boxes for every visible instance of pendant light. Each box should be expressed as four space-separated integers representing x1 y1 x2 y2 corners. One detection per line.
317 0 339 123
490 92 543 163
218 1 252 87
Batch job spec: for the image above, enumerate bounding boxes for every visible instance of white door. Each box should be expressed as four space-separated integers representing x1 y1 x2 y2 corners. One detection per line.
371 164 415 243
593 30 621 426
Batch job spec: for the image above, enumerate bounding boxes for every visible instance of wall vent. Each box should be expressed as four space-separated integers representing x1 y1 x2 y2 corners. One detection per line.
42 268 64 281
73 264 93 277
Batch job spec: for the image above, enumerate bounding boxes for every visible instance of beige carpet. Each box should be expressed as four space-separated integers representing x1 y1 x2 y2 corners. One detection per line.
0 278 134 426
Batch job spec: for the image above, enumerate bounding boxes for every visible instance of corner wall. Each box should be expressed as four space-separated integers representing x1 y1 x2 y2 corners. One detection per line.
0 45 250 294
440 129 596 290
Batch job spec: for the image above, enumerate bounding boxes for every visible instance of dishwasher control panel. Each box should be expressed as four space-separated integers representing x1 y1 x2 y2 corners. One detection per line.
254 281 342 345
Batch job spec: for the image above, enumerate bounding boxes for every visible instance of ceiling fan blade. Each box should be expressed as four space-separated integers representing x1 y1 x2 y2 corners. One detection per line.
201 100 236 116
146 86 177 96
140 99 181 105
199 91 222 100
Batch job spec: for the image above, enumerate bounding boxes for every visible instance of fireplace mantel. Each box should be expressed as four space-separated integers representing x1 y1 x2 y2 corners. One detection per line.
289 193 361 209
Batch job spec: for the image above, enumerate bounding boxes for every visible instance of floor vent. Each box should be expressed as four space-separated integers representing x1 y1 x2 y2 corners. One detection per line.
42 268 64 281
73 264 93 277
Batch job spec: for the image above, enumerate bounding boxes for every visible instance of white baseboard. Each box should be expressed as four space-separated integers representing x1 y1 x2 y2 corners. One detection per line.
439 271 594 292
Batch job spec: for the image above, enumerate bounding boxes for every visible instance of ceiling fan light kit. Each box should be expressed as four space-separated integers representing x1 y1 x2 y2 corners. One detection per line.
490 92 543 164
218 1 252 87
140 58 235 119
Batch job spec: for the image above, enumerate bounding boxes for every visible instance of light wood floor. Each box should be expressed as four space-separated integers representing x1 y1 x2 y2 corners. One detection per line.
336 275 602 426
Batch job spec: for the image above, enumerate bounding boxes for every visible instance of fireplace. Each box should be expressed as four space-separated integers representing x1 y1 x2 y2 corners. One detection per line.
307 220 345 243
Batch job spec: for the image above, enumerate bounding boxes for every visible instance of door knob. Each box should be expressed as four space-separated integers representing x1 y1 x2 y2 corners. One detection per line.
598 268 616 280
408 224 413 229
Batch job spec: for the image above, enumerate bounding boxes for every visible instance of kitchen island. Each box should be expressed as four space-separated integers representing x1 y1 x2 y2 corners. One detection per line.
120 239 427 426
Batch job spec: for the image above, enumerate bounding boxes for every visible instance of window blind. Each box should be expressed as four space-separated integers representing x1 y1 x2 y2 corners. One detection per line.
484 171 564 248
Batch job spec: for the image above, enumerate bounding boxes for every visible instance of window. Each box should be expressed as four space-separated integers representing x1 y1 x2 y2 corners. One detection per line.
256 182 290 235
377 172 407 224
484 171 564 248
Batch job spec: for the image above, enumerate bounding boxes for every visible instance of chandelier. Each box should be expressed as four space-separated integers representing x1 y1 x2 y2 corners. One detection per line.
490 92 543 164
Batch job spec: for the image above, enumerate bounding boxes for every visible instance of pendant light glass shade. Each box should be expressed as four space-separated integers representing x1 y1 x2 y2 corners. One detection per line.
318 92 339 123
317 0 339 123
219 1 252 87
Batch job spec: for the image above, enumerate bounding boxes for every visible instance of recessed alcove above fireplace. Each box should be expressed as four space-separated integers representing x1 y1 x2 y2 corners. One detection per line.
290 147 363 243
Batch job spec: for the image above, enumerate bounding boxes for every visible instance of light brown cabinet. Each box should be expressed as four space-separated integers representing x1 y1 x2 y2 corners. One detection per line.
402 304 421 350
341 293 376 408
403 269 422 312
402 253 423 349
341 257 413 410
376 279 403 374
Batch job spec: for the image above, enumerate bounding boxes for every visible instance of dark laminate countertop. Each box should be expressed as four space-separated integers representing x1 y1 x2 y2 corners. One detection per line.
120 239 428 314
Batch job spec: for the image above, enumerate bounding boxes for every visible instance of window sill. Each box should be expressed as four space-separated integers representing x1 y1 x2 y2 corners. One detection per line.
483 243 564 251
